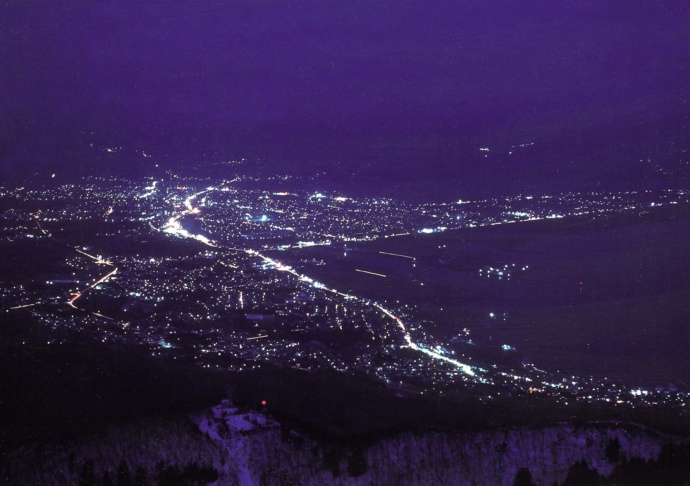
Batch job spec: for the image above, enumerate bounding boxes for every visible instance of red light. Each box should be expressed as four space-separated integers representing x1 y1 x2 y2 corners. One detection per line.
579 282 583 286
261 400 267 406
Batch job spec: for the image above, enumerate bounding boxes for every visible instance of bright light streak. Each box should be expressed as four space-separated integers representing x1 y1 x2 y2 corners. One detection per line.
356 269 387 278
8 303 38 310
371 303 476 377
159 180 480 382
67 267 118 308
379 251 415 260
74 247 113 266
139 180 158 198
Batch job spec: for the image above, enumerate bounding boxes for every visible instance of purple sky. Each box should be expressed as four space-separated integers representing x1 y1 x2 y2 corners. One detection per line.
1 1 689 190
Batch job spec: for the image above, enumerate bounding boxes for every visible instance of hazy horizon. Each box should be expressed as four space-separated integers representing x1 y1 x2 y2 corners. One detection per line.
2 1 689 196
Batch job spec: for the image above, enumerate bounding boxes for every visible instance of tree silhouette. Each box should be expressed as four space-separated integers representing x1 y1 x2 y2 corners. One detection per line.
101 471 113 486
513 467 536 486
79 460 96 486
323 447 342 477
605 437 621 463
133 466 147 486
347 446 368 477
116 461 131 486
563 460 601 485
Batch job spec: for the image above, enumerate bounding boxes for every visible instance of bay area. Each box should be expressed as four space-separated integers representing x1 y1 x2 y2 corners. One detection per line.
268 206 690 390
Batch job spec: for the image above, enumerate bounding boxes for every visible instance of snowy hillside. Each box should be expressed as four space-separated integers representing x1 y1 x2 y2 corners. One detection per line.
3 399 687 485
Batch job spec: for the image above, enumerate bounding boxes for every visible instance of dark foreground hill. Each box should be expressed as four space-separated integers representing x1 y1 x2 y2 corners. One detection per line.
2 335 690 485
3 395 690 485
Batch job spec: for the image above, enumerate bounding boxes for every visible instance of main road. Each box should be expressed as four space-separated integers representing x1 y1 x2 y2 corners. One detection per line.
157 182 481 380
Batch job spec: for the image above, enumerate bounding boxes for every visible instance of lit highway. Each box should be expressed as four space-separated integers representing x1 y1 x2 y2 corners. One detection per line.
67 266 118 309
159 183 481 379
5 176 689 407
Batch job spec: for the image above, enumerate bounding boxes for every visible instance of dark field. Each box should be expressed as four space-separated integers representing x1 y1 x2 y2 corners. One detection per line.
272 204 690 389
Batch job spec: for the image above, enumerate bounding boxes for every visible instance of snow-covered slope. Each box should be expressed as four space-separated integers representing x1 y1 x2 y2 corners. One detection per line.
192 401 678 486
3 400 684 485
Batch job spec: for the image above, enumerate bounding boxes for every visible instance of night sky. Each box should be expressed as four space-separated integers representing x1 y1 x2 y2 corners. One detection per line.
2 1 689 193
